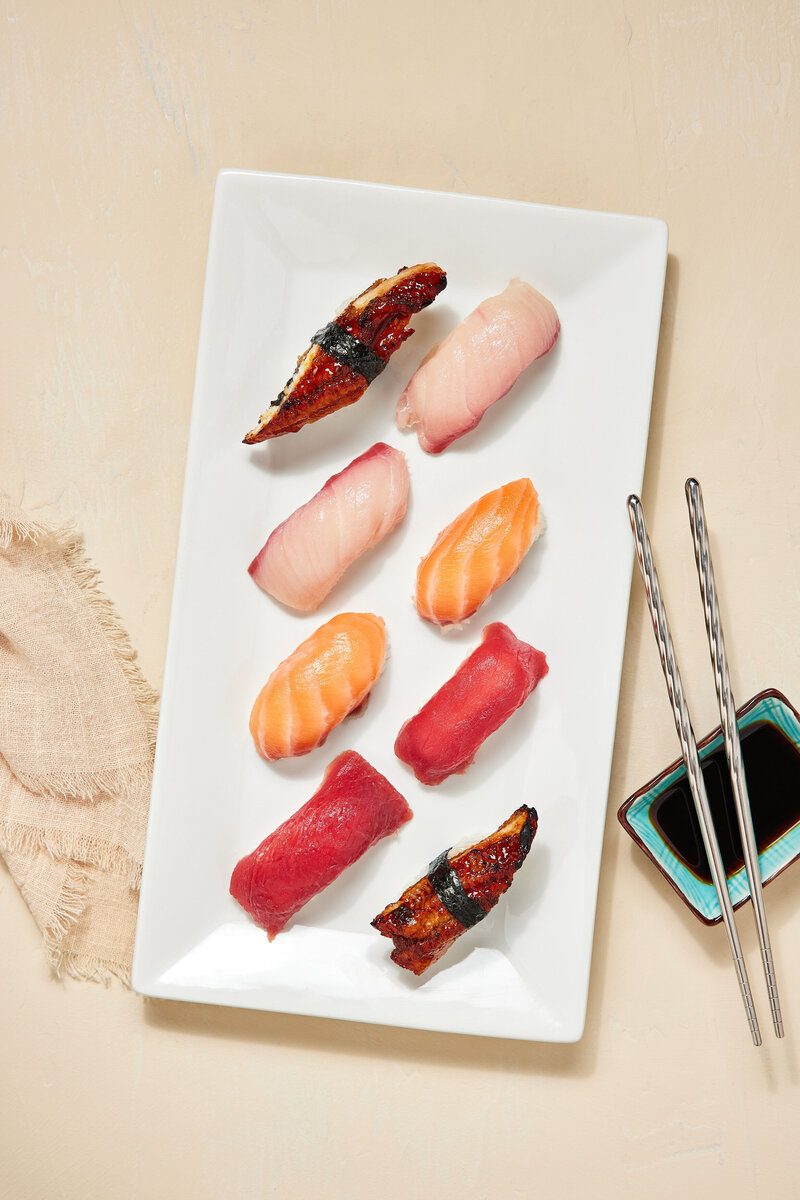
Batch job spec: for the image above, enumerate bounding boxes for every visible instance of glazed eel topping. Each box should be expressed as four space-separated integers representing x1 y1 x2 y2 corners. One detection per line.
243 263 447 443
371 805 537 975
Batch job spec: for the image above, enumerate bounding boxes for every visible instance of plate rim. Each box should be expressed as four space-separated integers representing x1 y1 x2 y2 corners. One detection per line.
132 169 669 1043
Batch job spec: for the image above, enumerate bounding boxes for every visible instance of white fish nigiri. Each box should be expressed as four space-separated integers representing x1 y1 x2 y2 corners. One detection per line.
249 442 409 611
396 279 560 454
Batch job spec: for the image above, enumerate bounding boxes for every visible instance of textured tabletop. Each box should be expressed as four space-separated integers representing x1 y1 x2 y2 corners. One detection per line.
2 3 799 1197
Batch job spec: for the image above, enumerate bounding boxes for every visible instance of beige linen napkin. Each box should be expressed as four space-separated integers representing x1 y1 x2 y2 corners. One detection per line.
0 494 158 983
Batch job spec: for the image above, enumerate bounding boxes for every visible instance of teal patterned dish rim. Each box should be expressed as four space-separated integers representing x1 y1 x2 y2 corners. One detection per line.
617 688 800 925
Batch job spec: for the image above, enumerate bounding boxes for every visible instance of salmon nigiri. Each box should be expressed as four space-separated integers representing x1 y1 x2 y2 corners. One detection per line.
415 479 543 626
397 279 559 454
250 613 386 761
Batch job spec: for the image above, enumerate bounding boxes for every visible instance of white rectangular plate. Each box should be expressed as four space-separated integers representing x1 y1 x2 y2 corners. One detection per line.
133 172 667 1042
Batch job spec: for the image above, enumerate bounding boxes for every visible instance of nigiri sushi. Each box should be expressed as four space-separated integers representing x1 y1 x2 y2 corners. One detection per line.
231 751 413 939
395 623 548 784
249 612 386 761
397 279 559 454
415 478 543 626
248 443 409 612
372 804 537 974
244 264 447 443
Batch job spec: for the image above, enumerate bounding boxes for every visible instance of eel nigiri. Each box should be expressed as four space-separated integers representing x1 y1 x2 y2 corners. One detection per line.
248 443 409 612
396 279 559 454
244 264 447 443
395 623 548 785
416 478 543 626
231 751 413 939
249 612 386 761
372 805 537 974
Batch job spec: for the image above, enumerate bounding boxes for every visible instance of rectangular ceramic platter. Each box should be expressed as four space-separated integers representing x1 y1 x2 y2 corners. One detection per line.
132 172 668 1042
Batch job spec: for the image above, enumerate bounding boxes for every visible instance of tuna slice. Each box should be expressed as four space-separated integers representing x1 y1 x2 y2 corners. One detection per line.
249 443 409 612
396 278 559 454
395 622 548 784
230 750 413 939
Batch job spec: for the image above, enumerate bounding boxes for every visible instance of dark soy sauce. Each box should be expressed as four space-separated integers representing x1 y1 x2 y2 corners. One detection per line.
650 720 800 883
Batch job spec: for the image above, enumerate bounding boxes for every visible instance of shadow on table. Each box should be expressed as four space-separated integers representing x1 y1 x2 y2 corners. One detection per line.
143 989 598 1079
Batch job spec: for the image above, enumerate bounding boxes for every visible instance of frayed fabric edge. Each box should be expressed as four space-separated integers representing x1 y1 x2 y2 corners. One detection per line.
1 499 160 759
1 497 152 986
0 506 51 550
13 762 155 809
48 948 132 988
2 512 160 805
53 526 161 755
0 821 143 889
39 863 132 987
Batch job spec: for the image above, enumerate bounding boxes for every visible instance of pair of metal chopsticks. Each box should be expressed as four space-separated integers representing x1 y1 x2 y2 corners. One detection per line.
628 480 783 1046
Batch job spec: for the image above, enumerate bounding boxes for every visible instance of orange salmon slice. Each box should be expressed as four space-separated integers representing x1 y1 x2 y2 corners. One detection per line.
415 479 543 626
249 612 387 761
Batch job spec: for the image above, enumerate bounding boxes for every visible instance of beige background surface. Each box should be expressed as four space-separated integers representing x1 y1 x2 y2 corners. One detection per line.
2 2 800 1197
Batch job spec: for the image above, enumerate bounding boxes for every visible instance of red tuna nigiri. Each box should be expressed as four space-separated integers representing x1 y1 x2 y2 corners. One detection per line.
395 623 548 784
397 279 559 454
249 443 409 612
230 751 413 939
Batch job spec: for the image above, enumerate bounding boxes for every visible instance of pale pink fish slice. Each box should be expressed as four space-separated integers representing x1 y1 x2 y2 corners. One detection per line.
249 442 409 611
396 279 559 454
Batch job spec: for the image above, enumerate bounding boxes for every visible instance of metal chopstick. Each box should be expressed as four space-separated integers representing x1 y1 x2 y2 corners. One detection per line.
685 478 784 1038
627 494 762 1046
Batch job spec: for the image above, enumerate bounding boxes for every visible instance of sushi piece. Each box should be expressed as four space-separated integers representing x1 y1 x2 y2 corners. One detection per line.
249 612 386 761
248 443 409 612
231 751 413 939
244 264 447 443
415 478 543 626
372 804 537 974
395 623 548 785
396 279 559 454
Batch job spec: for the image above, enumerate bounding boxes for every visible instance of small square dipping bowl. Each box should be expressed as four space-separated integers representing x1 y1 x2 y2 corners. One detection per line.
618 688 800 925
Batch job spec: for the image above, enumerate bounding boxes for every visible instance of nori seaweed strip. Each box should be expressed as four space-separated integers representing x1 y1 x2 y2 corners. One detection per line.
311 323 387 382
519 806 537 857
427 850 488 929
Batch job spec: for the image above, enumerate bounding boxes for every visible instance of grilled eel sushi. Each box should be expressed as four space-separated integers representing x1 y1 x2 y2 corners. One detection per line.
243 264 447 443
372 805 537 975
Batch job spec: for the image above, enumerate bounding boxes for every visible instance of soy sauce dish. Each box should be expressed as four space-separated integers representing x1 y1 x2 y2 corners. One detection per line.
618 689 800 925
